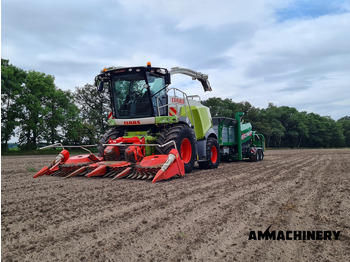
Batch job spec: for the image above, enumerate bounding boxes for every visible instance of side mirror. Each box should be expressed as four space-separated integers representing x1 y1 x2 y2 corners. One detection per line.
98 81 104 92
164 73 171 85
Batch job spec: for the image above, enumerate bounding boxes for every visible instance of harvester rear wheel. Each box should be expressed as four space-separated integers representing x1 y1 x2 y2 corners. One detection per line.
97 127 124 157
198 137 220 169
156 124 196 173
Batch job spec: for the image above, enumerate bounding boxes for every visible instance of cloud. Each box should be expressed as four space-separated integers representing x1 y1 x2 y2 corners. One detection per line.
208 9 350 119
2 0 350 120
120 0 284 29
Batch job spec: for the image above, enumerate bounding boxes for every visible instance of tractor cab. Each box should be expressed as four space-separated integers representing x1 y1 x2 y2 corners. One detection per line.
96 65 171 119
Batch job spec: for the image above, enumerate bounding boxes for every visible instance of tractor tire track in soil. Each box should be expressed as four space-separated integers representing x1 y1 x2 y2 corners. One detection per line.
1 149 350 261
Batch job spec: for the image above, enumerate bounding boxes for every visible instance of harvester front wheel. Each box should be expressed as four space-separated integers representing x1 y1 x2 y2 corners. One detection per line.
97 127 124 157
156 125 196 173
198 137 220 169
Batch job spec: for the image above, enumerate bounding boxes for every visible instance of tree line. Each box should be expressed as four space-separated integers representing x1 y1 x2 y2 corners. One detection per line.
1 59 350 150
204 98 350 148
1 59 109 150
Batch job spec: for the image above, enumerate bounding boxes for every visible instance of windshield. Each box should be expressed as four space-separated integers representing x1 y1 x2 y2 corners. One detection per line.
146 72 167 116
111 72 167 119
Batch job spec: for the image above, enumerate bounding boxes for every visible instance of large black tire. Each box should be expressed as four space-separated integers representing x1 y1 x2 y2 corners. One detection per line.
156 124 196 173
257 150 263 161
257 150 261 161
198 137 220 169
260 150 264 161
97 127 124 157
249 152 257 162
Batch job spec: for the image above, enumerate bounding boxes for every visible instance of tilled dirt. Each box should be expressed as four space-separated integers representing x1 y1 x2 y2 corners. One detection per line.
1 149 350 261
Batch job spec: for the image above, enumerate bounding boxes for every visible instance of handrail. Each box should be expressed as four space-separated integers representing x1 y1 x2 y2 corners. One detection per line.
187 95 201 103
39 143 97 155
154 87 197 139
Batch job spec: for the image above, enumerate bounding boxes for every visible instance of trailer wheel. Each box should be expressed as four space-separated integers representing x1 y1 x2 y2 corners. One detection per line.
198 137 220 169
249 153 257 162
97 127 124 157
156 124 196 173
259 150 264 161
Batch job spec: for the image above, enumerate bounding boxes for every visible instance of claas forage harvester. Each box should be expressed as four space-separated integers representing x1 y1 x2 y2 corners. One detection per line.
34 63 265 183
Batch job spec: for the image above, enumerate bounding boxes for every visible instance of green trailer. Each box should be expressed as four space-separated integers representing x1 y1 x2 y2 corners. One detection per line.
212 112 265 161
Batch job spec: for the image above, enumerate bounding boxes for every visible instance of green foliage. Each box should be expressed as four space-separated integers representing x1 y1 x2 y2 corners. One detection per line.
1 59 109 150
1 59 81 150
338 117 350 146
74 83 110 144
16 71 56 149
1 59 26 150
27 167 38 172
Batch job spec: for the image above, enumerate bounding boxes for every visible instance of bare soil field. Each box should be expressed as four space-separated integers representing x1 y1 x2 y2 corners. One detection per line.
1 149 350 262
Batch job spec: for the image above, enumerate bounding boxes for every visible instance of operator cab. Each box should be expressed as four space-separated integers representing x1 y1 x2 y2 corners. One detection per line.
96 64 171 119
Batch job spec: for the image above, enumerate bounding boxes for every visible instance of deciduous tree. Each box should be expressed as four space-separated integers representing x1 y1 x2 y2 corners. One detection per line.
1 59 26 150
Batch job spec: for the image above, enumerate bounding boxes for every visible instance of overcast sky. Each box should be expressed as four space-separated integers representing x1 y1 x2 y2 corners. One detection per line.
2 0 350 120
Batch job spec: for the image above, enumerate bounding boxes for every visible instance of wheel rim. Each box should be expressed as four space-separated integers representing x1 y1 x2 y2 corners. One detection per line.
210 145 218 163
180 138 192 163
